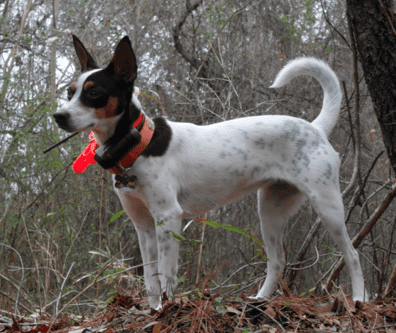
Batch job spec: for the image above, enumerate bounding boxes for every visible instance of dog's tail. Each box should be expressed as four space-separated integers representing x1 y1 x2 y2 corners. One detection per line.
270 57 341 138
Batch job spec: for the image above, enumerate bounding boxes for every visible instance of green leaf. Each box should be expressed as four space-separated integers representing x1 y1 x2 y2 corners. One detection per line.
196 219 265 248
200 219 220 228
189 239 202 246
171 232 186 242
176 276 186 283
108 210 125 224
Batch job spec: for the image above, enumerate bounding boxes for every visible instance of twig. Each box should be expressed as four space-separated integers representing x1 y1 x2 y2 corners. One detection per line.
212 261 267 292
287 216 321 288
364 324 396 333
359 182 389 223
139 89 168 116
56 262 75 314
25 161 73 211
347 6 362 187
48 260 157 332
43 290 78 310
320 0 351 50
341 80 358 198
196 214 207 284
383 257 396 297
60 261 157 311
97 170 106 299
62 207 92 273
236 246 266 273
0 290 33 314
344 151 385 225
0 243 24 315
288 247 319 271
242 301 285 333
42 132 79 154
378 0 396 35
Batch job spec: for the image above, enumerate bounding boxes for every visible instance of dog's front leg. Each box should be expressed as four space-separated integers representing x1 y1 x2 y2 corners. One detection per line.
117 193 162 309
151 204 183 303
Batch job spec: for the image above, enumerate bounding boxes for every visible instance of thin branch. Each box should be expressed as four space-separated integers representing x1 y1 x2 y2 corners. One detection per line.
243 301 285 333
320 0 351 50
0 243 24 315
172 0 205 74
384 263 396 298
51 260 157 329
378 0 396 35
0 0 34 109
348 6 362 187
288 247 319 271
341 81 358 198
0 290 33 314
56 262 75 314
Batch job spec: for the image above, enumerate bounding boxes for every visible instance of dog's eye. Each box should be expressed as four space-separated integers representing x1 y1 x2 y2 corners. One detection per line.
89 90 101 98
67 87 74 101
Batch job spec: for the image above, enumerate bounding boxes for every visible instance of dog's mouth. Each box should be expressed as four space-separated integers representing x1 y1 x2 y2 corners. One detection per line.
70 123 95 133
55 118 95 134
53 110 96 133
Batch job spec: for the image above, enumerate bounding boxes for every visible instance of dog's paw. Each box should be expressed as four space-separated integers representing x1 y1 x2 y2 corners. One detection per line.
154 303 163 311
353 292 369 303
248 295 269 301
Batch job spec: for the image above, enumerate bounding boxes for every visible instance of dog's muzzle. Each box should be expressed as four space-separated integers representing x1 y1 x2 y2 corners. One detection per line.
53 110 72 131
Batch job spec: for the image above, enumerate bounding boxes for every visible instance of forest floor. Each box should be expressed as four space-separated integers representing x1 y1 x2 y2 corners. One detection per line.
1 283 396 333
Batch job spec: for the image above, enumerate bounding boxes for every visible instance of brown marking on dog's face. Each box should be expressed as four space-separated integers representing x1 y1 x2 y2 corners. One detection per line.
84 81 94 90
95 96 118 119
67 82 77 100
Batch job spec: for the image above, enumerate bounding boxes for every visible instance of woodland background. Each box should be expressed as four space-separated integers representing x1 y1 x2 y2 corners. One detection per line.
1 0 396 316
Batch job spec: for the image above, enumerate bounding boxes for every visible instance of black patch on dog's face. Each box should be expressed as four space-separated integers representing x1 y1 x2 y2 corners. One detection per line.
79 69 130 115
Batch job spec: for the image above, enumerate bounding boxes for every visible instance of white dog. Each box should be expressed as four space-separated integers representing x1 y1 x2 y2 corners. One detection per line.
54 35 367 309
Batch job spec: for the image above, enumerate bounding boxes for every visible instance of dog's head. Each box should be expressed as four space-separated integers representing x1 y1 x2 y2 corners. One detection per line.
54 36 138 137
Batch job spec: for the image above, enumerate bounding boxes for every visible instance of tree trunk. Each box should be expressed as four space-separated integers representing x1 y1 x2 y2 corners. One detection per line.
346 0 396 174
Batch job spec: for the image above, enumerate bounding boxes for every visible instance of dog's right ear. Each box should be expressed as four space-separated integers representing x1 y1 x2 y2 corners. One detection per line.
72 35 99 72
105 36 137 84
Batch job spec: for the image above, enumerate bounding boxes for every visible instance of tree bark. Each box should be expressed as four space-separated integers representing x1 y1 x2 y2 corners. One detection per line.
346 0 396 174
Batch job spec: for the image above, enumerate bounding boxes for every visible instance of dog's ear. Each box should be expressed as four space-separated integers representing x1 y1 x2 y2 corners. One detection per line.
106 36 137 84
72 35 99 72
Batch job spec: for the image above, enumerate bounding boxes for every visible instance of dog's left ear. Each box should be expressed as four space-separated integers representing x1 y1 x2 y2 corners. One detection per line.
106 36 137 84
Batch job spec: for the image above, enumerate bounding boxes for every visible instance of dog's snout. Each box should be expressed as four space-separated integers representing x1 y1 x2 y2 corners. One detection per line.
53 111 70 128
53 111 74 132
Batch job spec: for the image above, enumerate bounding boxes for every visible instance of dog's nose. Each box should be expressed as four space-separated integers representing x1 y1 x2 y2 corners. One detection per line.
53 111 70 127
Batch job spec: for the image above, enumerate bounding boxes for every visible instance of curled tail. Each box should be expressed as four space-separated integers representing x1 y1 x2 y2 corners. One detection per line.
270 58 341 138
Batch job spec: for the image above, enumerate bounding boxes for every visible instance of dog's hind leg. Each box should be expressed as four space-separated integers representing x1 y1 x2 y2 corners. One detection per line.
307 182 368 302
253 181 306 299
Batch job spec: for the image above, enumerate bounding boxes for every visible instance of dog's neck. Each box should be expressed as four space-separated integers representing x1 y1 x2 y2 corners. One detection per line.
91 114 124 146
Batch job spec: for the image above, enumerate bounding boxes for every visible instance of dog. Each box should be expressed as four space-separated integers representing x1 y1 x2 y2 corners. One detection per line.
53 35 367 310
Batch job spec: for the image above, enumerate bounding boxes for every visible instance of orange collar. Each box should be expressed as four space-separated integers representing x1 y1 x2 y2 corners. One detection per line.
72 113 155 175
